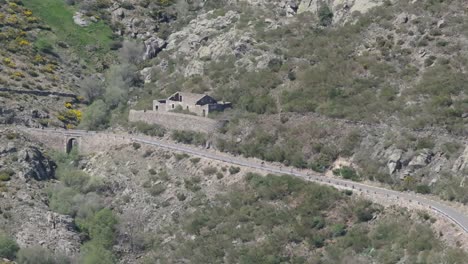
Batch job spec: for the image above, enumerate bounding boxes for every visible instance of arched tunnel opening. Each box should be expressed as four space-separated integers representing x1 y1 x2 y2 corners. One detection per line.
66 138 77 154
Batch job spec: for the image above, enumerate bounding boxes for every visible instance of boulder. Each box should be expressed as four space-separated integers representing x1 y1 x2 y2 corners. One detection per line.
73 12 90 27
112 8 125 21
143 37 167 60
396 13 409 24
140 67 152 84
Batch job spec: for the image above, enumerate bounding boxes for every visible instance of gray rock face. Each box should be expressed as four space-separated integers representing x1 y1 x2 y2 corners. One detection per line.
408 149 433 169
387 149 403 174
143 37 167 60
140 67 153 83
0 142 16 155
19 147 56 181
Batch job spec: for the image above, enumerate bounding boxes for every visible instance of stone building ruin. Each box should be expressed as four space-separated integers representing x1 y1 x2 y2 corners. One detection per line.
153 92 231 117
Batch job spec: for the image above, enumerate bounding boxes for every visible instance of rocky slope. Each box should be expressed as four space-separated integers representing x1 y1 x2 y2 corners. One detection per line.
0 127 81 257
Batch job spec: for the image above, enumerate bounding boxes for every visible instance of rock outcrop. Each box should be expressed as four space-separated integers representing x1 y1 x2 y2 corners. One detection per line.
143 37 167 60
19 147 56 181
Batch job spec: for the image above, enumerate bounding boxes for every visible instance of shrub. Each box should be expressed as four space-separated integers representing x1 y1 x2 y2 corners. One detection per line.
416 184 431 194
203 166 217 175
354 200 377 222
333 166 360 181
190 157 201 164
216 172 224 179
176 192 187 201
0 169 14 181
174 153 189 161
148 184 166 196
80 243 116 264
132 142 141 150
80 100 110 130
331 223 347 237
132 122 166 137
171 130 207 146
16 246 70 264
229 166 241 175
0 233 19 259
318 4 333 26
78 208 118 249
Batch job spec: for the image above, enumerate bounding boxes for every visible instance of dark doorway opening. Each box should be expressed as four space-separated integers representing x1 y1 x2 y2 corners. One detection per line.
66 138 77 154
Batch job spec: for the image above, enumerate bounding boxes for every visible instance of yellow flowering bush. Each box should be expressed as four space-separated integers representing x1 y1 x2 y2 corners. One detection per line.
43 64 56 73
65 102 73 109
8 2 18 9
6 14 17 25
26 16 38 23
3 58 16 68
17 39 30 46
58 109 82 127
23 10 33 17
34 54 45 64
11 71 24 78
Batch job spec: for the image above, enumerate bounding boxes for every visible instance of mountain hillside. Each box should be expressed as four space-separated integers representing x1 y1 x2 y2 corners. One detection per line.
1 0 468 263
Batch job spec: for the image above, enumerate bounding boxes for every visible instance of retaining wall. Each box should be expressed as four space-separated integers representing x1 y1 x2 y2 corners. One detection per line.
0 88 77 98
129 110 223 134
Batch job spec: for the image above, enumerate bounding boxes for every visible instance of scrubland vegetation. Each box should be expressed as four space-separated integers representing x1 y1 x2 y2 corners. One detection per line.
142 173 467 263
46 150 117 263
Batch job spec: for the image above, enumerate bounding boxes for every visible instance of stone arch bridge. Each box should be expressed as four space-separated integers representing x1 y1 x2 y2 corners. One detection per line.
22 127 132 154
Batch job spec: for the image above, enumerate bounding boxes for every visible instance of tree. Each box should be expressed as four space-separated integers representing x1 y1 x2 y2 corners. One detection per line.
80 100 110 130
80 243 116 264
318 4 333 26
80 76 105 102
119 40 144 65
104 64 140 108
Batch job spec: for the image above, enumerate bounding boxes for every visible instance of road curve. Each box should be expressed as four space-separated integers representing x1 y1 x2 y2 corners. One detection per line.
20 127 468 234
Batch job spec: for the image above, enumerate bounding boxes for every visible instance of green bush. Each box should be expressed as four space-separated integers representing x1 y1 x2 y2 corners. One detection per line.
80 242 116 264
0 171 13 181
148 184 166 196
171 130 207 146
132 121 166 137
202 166 217 175
229 166 240 175
354 200 378 222
333 166 360 181
174 153 189 161
77 208 118 249
0 233 19 260
318 4 333 26
55 166 105 194
16 246 71 264
132 142 141 150
80 100 110 130
416 184 431 194
190 157 201 164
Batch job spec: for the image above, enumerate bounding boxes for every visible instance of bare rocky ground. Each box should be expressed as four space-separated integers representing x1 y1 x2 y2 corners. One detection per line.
83 142 248 262
0 128 81 257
